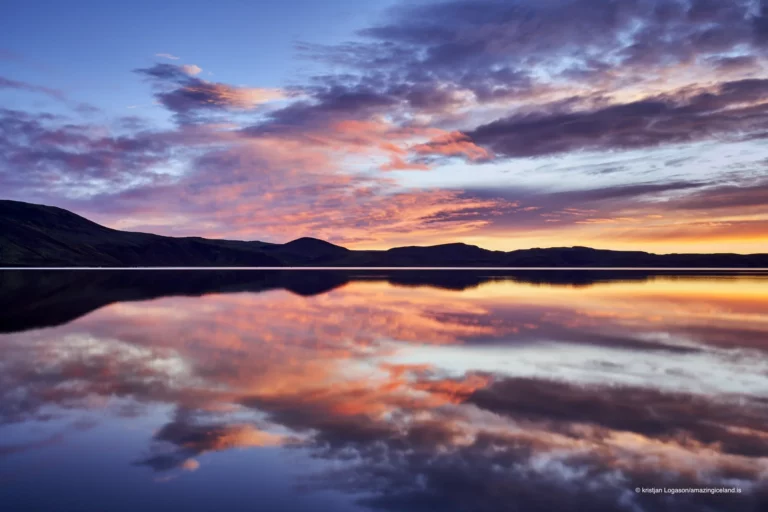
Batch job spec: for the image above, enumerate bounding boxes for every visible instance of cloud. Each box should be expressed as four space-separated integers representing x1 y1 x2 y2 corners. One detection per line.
137 63 190 81
3 0 768 253
137 410 282 472
244 83 398 136
458 175 768 249
466 79 768 158
463 180 705 230
180 458 199 471
164 82 283 110
308 0 761 96
147 141 509 243
180 64 202 76
671 179 768 210
3 275 768 508
0 108 179 196
411 131 492 161
0 76 65 100
711 55 761 73
293 0 768 164
0 108 254 206
135 63 284 122
0 101 517 245
155 53 180 60
469 376 768 457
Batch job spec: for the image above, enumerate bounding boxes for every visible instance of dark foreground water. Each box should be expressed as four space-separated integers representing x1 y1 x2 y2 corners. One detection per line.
0 270 767 512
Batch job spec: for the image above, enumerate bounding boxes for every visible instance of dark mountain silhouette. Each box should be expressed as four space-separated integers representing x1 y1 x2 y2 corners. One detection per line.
2 199 768 268
0 200 281 267
262 236 350 264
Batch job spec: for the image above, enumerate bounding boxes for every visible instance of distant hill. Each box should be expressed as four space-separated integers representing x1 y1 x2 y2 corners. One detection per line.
1 199 767 268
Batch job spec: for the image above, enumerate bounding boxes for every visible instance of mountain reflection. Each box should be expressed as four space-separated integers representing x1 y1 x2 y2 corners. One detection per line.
1 271 767 511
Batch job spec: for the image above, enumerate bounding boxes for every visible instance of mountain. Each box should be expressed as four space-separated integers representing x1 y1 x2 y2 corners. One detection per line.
262 237 350 264
1 199 767 268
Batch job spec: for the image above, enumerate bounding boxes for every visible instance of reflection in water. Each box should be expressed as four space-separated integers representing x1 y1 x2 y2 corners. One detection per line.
0 271 767 511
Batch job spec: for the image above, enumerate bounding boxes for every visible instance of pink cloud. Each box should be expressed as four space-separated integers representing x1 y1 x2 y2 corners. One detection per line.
411 131 492 161
180 458 200 471
180 64 202 76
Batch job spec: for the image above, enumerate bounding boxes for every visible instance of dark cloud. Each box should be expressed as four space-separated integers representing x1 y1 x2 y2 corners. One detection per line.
464 174 768 236
467 176 768 237
277 0 768 164
671 179 768 210
542 181 705 202
0 109 173 196
301 376 768 512
711 55 760 72
244 82 398 137
755 1 768 42
469 377 768 457
466 79 768 158
135 63 284 124
135 63 190 82
462 180 705 230
0 77 101 117
306 0 760 99
136 409 280 472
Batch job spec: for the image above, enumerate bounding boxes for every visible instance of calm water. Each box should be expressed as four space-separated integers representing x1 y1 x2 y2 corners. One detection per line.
1 270 767 512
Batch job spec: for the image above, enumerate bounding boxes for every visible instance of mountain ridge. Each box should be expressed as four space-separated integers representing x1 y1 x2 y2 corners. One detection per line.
1 199 767 268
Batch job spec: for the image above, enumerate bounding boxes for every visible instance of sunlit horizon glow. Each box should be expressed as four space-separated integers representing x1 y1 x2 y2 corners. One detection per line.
2 0 768 253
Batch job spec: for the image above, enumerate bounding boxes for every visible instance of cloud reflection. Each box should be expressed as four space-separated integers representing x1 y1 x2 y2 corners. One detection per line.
0 272 767 510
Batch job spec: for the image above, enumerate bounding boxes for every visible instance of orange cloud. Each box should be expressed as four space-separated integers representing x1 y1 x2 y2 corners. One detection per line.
179 82 284 109
412 131 492 161
180 458 200 471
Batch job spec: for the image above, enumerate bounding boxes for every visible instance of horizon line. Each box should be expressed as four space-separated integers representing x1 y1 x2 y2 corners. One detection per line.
3 267 768 271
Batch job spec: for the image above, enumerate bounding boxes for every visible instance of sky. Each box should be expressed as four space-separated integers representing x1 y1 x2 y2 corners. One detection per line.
1 0 768 254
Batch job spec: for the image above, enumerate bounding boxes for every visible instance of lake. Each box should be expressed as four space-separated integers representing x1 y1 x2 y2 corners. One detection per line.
1 270 767 512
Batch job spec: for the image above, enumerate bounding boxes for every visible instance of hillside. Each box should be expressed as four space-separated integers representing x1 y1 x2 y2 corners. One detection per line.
1 199 767 268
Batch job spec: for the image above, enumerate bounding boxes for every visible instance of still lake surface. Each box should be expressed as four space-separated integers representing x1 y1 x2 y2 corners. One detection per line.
0 270 767 512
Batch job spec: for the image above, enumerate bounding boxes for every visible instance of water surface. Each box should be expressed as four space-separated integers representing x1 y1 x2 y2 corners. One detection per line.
1 270 767 511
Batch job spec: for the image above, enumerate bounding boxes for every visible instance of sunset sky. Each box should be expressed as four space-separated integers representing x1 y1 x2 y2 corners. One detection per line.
2 0 768 253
